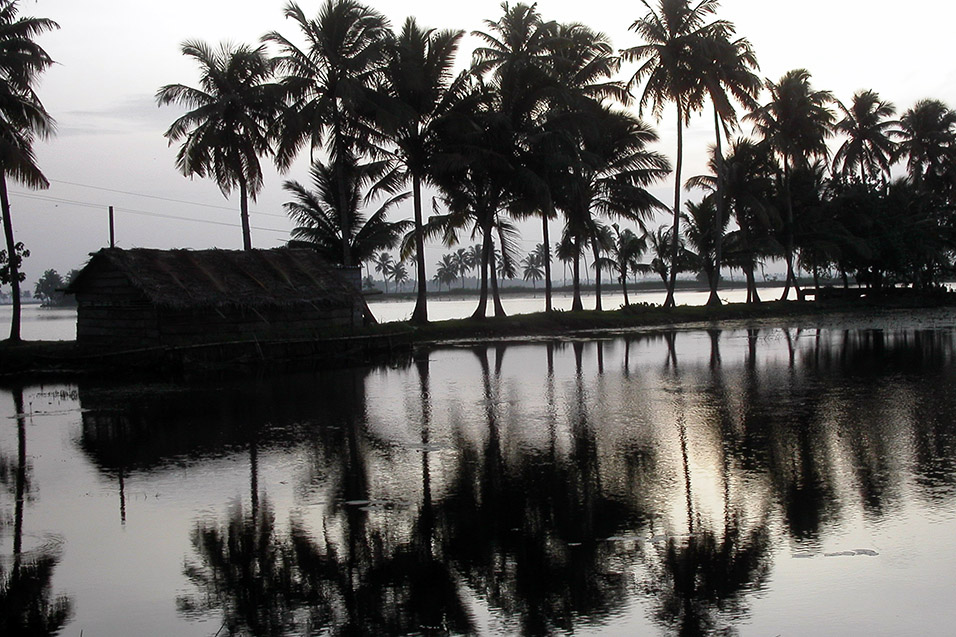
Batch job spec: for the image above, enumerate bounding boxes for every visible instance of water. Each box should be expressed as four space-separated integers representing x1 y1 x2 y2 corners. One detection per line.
2 309 955 635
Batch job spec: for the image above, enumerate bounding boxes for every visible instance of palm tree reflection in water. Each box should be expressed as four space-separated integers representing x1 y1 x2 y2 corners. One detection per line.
0 387 73 635
161 325 956 635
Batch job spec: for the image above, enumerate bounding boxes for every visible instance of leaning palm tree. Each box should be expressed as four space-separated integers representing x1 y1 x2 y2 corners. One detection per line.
265 0 390 266
0 1 57 342
157 41 280 252
745 69 834 300
283 155 411 271
623 0 727 308
378 17 467 323
832 90 899 186
896 99 956 192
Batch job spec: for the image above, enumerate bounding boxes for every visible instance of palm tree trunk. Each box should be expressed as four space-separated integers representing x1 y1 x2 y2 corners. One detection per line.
543 211 553 312
665 102 683 309
572 238 583 311
621 271 630 306
592 241 602 311
708 107 725 307
411 174 428 324
745 264 760 304
13 386 26 575
489 247 506 317
239 179 252 251
780 159 800 301
472 222 493 319
1 177 22 341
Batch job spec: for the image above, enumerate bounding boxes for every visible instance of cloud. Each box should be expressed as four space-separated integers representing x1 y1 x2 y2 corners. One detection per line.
58 95 173 137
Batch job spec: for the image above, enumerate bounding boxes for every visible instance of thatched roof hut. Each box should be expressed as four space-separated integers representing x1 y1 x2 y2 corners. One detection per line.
67 247 366 348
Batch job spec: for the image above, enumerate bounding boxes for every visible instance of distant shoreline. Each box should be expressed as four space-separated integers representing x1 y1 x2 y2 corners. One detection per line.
1 290 953 380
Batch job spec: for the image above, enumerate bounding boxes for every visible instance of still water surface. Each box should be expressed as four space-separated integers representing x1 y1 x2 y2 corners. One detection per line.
2 310 956 635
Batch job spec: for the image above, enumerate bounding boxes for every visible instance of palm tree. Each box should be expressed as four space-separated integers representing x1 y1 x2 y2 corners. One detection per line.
832 90 899 185
450 247 474 290
681 197 726 289
434 253 458 291
157 41 280 252
623 0 727 308
0 1 57 342
897 99 956 192
378 17 466 323
426 96 516 319
391 261 408 292
372 252 394 293
745 68 834 300
552 105 670 311
521 252 544 288
596 224 649 306
698 31 761 306
471 2 558 312
532 20 627 312
689 139 780 303
265 0 390 266
282 155 411 270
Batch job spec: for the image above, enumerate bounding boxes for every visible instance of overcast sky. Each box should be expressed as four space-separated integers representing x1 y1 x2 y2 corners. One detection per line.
9 0 956 284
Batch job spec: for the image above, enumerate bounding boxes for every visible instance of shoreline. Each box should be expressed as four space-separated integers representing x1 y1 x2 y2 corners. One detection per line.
1 291 954 380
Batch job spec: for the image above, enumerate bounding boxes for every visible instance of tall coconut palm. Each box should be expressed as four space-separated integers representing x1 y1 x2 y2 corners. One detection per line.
533 21 629 312
472 2 559 312
623 0 728 308
157 42 279 252
745 69 833 300
897 99 956 192
698 31 761 306
283 155 411 268
265 0 390 267
832 90 899 185
0 1 57 342
378 17 466 323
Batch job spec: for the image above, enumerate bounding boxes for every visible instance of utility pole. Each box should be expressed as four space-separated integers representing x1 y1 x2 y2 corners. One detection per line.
109 206 115 248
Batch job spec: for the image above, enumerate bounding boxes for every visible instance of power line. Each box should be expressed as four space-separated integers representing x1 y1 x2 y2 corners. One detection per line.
9 191 291 235
44 178 288 218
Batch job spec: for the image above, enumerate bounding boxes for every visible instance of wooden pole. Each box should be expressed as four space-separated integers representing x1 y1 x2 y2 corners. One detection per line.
109 205 115 248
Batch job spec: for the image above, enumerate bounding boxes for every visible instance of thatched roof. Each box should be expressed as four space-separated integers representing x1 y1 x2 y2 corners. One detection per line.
67 248 362 310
